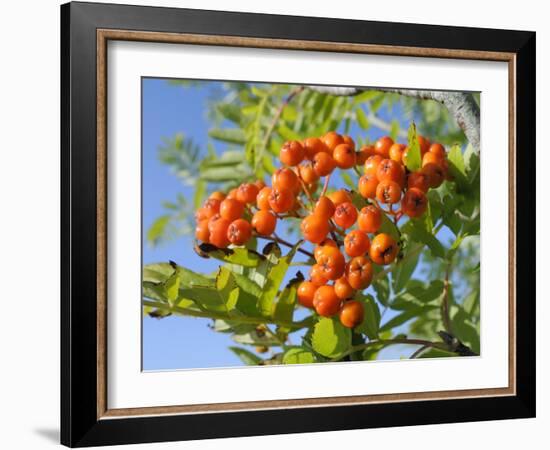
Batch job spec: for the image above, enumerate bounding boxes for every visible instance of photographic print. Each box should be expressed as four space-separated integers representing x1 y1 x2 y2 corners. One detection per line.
142 79 481 370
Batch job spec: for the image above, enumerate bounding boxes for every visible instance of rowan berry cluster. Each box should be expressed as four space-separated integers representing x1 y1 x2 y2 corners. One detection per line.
194 130 450 330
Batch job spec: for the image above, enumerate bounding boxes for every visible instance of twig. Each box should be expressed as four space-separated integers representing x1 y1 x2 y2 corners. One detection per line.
258 233 314 259
410 345 431 359
332 338 447 362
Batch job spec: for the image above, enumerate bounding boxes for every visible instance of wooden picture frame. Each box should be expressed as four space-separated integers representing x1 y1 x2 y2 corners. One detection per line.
61 1 535 447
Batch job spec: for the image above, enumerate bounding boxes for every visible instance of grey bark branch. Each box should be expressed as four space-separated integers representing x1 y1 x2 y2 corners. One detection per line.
307 85 480 153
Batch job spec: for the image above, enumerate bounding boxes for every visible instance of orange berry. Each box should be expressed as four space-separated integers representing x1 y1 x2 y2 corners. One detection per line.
358 174 379 199
227 219 252 245
407 171 430 193
429 143 446 159
254 179 266 190
328 189 352 207
345 256 373 290
310 264 329 286
303 137 330 159
322 131 344 154
209 191 226 201
195 207 209 222
374 136 394 158
202 198 221 219
236 183 260 204
333 143 357 169
227 188 239 200
422 151 444 168
357 205 382 233
298 161 320 184
401 187 428 218
369 233 398 265
280 140 305 166
314 238 338 261
316 246 346 281
417 135 431 155
333 202 358 229
272 168 300 193
312 152 336 177
389 143 406 163
256 186 272 210
376 180 402 204
339 300 365 328
313 285 342 317
344 230 371 257
219 198 245 221
209 217 231 248
251 210 277 236
342 135 355 150
364 154 384 176
195 219 210 242
334 276 355 300
376 158 406 186
314 196 336 220
297 281 317 308
356 144 375 165
421 163 445 188
301 214 330 244
268 188 295 213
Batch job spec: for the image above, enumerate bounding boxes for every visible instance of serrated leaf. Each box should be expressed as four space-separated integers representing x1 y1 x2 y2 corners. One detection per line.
272 273 303 324
390 120 400 141
217 103 242 124
392 244 421 293
229 347 262 365
312 317 352 358
208 128 246 145
405 123 422 171
164 269 180 304
406 220 445 259
196 244 264 267
277 123 302 142
190 267 239 313
282 347 316 364
355 295 381 339
257 242 301 317
147 215 170 245
356 108 370 130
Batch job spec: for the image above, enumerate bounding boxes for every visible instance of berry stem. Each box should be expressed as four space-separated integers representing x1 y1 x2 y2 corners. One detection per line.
321 174 331 197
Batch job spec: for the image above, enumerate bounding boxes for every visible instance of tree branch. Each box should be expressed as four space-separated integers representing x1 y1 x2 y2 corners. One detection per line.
306 85 480 153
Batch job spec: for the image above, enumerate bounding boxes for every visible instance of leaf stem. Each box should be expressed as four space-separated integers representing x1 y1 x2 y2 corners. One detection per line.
256 233 314 259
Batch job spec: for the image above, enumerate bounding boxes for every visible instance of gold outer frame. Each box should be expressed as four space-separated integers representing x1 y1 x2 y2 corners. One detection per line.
96 29 516 420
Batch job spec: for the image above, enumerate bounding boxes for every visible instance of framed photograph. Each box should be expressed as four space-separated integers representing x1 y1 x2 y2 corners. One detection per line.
61 1 535 447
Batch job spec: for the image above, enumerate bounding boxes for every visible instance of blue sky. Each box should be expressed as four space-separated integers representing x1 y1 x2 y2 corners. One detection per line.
142 78 457 370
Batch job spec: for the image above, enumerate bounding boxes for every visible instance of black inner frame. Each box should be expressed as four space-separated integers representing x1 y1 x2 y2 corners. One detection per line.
61 2 536 447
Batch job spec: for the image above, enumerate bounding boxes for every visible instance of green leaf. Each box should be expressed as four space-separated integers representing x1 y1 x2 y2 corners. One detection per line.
356 108 370 130
405 220 445 259
419 348 458 358
340 171 356 190
379 210 401 241
193 180 207 209
352 90 380 105
190 267 240 313
276 123 302 142
447 144 469 189
229 347 262 365
311 317 352 358
282 347 316 364
272 273 303 324
451 307 480 354
390 120 400 142
372 270 390 306
196 244 264 268
164 269 180 304
231 330 279 346
392 244 421 293
356 295 381 340
147 215 170 245
200 164 251 182
257 242 301 317
380 306 436 332
217 103 242 124
405 122 422 171
208 128 246 145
